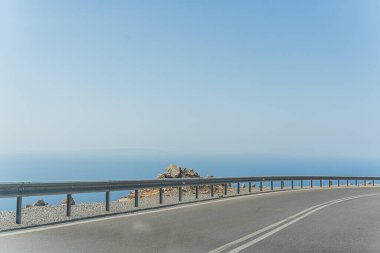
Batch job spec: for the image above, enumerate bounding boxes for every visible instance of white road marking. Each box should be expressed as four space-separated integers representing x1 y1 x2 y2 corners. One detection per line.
207 195 353 253
0 186 329 238
209 193 380 253
207 194 363 253
227 193 380 253
0 187 376 238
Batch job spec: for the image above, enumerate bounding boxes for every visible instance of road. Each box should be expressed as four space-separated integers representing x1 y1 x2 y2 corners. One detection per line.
1 187 380 253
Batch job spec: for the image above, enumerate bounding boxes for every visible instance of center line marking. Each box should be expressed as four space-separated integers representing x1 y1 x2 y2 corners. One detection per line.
209 193 380 253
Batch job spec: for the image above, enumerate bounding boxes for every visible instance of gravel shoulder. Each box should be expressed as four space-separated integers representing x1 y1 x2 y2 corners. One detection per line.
1 185 374 232
0 186 271 232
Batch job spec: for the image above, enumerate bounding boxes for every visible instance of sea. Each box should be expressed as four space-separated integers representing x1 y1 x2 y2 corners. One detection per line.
1 153 379 211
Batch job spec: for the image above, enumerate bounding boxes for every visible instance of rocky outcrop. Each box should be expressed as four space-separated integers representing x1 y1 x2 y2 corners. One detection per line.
157 164 200 179
118 164 228 202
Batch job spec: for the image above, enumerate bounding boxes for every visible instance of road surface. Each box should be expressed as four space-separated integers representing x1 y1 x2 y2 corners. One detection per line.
1 187 380 253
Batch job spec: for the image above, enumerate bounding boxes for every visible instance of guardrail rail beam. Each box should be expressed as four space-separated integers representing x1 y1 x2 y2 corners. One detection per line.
1 175 379 224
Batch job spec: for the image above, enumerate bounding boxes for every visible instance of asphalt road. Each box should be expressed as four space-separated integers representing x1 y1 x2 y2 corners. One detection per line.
1 187 380 253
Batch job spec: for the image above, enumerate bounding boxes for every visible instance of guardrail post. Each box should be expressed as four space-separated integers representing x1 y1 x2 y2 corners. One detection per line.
260 181 263 191
270 181 274 191
134 190 139 207
159 188 163 204
355 179 358 186
373 180 375 186
105 191 110 211
281 180 284 190
195 186 199 199
338 180 340 187
301 180 303 189
16 196 22 224
179 187 182 201
346 180 349 187
66 194 72 216
224 184 227 195
310 180 313 188
237 182 240 194
291 180 294 189
210 185 214 197
329 179 332 188
249 182 252 192
364 180 366 186
320 179 322 188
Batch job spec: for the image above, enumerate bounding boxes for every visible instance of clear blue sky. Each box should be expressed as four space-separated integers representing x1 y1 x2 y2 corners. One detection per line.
1 0 379 157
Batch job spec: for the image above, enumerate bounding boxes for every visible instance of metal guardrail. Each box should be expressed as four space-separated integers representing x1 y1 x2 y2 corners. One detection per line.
1 176 379 224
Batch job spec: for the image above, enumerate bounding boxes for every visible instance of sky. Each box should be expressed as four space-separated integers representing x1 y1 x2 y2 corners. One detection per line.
0 0 380 158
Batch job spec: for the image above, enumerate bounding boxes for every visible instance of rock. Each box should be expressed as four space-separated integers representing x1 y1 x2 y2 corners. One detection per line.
26 199 48 208
182 168 200 178
122 164 229 199
34 199 48 206
119 189 162 202
157 164 200 179
167 164 181 178
61 196 76 206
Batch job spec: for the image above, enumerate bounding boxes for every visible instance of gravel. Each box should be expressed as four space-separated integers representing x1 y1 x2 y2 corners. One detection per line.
0 187 272 232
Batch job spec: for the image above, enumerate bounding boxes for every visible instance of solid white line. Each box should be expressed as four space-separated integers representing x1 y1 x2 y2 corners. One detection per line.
207 195 362 253
226 193 380 253
0 187 376 238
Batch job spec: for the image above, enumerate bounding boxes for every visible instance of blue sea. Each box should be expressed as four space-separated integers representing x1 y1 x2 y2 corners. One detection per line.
1 153 379 211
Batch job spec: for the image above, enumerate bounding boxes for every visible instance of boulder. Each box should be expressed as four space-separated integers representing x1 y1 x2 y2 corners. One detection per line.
34 199 48 206
61 196 76 206
122 164 230 199
26 199 48 208
157 164 200 179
